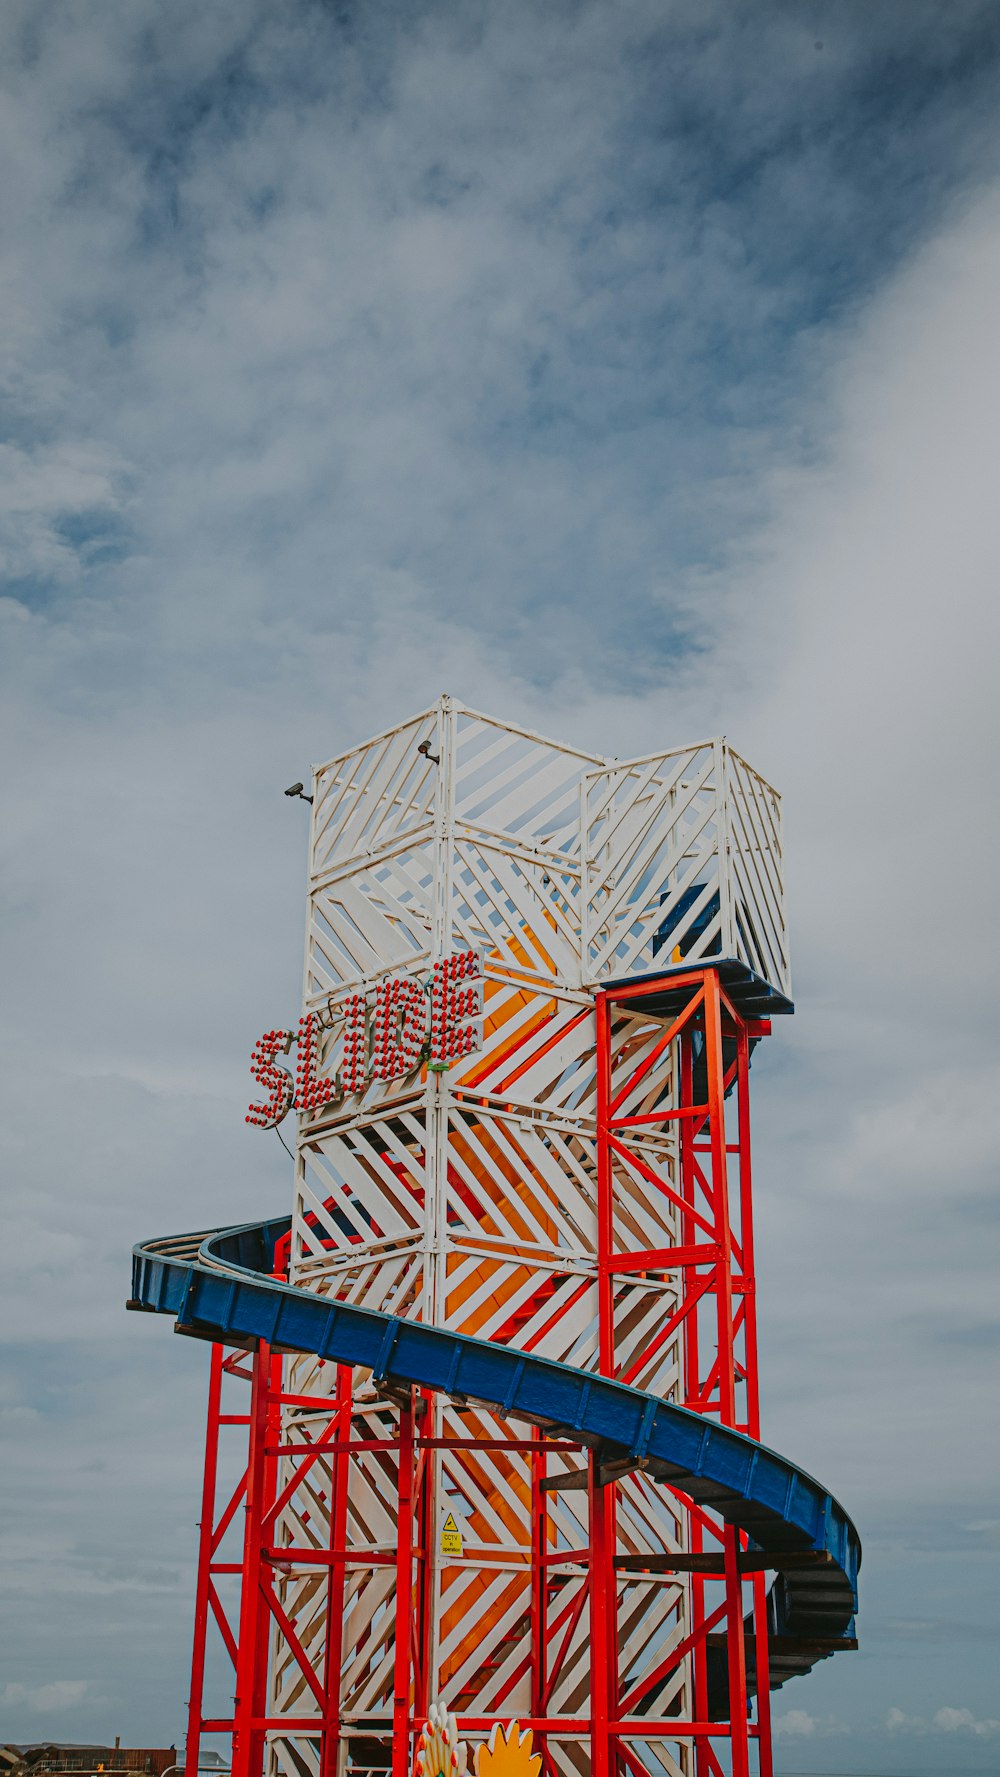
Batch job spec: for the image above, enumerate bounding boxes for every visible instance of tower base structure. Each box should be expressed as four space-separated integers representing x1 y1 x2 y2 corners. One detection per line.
129 704 859 1777
142 969 858 1777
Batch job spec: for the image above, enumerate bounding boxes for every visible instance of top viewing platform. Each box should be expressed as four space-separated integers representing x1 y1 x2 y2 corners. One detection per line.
305 693 790 1011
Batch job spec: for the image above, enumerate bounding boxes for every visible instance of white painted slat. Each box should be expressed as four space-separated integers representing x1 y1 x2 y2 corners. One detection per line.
313 705 440 781
445 1122 560 1251
316 731 396 860
585 750 718 939
589 842 720 977
443 1145 532 1248
725 765 785 935
477 755 590 844
336 727 429 858
458 740 561 822
460 841 584 961
455 843 574 977
297 1169 374 1250
727 808 785 975
727 754 784 907
498 1020 596 1115
586 757 721 938
584 753 688 891
439 1441 529 1540
582 738 718 863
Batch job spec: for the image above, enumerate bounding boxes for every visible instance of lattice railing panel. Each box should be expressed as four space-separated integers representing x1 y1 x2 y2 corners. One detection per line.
266 1391 405 1735
453 709 597 853
582 737 788 994
623 1742 687 1777
724 747 789 996
341 1568 398 1714
311 709 440 877
290 1249 426 1326
268 1738 321 1777
456 981 595 1118
452 843 582 985
546 1736 590 1777
617 1471 686 1560
582 742 726 983
607 1137 681 1252
296 1107 428 1259
617 1578 688 1703
307 844 436 996
611 1282 682 1398
444 1106 596 1258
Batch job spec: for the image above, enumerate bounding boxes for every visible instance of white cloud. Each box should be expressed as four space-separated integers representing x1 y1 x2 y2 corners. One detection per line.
773 1708 849 1738
961 1518 1000 1547
0 0 999 1748
887 1704 1000 1737
934 1706 1000 1736
1 1680 89 1712
708 185 1000 1535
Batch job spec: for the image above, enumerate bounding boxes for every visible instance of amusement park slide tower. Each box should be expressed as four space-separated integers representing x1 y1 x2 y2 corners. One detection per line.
130 697 860 1777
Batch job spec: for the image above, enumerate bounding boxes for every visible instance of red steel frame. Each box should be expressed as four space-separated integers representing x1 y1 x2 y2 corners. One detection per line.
594 968 773 1777
182 967 774 1777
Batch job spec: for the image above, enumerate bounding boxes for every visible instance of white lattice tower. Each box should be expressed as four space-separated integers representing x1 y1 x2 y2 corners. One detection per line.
265 697 787 1777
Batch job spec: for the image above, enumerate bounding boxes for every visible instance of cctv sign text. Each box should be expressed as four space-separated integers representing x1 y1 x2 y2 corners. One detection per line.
246 950 483 1129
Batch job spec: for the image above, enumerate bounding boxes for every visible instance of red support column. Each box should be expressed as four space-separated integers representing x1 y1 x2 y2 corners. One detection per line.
232 1344 280 1777
392 1396 416 1777
734 1019 774 1773
702 970 737 1428
594 993 621 1777
413 1395 434 1725
530 1428 548 1769
595 993 615 1375
597 969 774 1777
588 1456 614 1777
679 1026 711 1761
752 1570 773 1775
734 1022 760 1444
723 1527 750 1777
186 1343 226 1777
320 1364 353 1777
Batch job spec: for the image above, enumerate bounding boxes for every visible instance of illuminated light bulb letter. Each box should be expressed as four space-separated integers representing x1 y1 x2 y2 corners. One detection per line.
295 1011 343 1116
429 951 483 1066
373 976 429 1081
339 992 368 1097
246 1029 295 1128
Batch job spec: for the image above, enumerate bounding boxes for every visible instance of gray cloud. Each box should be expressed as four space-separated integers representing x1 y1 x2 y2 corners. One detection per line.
1 2 999 1767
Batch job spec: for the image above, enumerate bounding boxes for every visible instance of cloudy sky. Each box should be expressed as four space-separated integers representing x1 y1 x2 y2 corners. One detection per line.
1 2 999 1772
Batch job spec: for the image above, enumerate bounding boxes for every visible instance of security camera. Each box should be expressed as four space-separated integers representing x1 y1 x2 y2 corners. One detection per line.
284 782 314 803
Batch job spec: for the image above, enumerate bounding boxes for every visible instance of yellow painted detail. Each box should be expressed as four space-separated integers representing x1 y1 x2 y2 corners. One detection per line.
440 1511 464 1556
474 1723 541 1777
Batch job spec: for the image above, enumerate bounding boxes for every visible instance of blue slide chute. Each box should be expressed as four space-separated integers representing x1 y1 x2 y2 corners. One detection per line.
130 1216 859 1714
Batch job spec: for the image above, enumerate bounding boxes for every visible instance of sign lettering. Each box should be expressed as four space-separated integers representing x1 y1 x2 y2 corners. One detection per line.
440 1511 464 1556
246 951 482 1128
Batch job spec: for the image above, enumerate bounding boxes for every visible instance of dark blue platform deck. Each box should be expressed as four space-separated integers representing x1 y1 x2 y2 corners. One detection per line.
611 958 794 1020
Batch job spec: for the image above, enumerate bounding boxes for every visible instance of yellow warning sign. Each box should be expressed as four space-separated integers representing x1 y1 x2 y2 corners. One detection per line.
440 1511 464 1556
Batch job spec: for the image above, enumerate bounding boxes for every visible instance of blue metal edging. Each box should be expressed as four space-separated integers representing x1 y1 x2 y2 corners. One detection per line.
130 1217 859 1706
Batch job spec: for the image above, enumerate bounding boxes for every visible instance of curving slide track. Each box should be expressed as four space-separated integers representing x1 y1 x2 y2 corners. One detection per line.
130 1217 860 1719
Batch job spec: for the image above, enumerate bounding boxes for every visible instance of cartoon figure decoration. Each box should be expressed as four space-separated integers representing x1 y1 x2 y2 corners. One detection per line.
474 1722 542 1777
412 1709 541 1777
413 1703 467 1777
